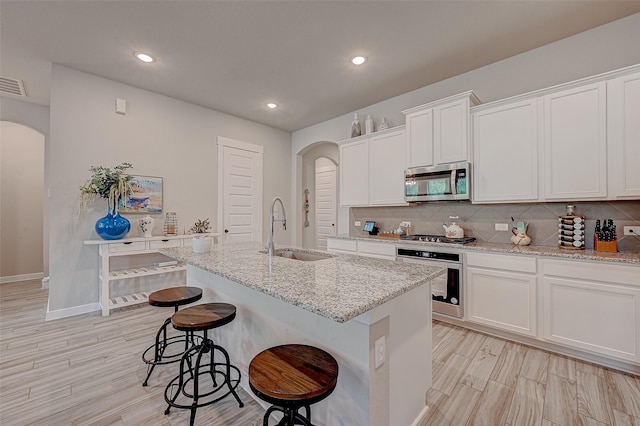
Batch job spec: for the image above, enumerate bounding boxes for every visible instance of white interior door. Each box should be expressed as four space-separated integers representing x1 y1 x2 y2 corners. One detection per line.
315 158 337 250
217 137 263 244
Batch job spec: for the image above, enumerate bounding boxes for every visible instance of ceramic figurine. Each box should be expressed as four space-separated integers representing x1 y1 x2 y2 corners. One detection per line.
378 117 389 131
139 215 154 238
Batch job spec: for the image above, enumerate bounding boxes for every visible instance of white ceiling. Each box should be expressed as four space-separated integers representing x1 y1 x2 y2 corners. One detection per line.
2 1 640 132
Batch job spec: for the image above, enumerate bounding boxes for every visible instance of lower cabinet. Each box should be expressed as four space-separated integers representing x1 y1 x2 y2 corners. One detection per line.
466 252 537 337
327 238 395 260
542 259 640 362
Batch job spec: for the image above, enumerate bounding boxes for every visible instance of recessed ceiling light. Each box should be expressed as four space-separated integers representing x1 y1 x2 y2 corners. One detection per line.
266 102 278 109
134 52 155 63
351 56 367 65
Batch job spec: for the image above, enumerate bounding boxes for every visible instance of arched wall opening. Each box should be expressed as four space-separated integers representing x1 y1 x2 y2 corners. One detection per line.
295 141 339 248
0 121 46 283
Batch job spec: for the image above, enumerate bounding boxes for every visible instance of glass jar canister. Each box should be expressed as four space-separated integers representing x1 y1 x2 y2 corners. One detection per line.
164 212 178 236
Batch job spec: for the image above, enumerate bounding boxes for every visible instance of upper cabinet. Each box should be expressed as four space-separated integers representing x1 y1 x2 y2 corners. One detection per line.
543 82 607 200
403 91 480 168
339 127 407 207
472 98 541 203
608 71 640 198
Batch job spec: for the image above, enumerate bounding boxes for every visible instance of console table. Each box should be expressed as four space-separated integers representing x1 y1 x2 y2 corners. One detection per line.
84 234 220 316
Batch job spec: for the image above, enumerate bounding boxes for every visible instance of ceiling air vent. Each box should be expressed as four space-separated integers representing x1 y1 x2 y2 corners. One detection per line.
0 76 27 97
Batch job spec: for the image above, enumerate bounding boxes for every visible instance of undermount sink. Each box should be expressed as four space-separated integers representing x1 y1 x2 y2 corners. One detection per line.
261 248 334 262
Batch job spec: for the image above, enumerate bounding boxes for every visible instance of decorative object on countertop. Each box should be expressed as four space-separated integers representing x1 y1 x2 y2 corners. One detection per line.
351 112 361 137
303 189 310 227
594 218 618 252
164 212 179 236
365 114 374 134
120 175 163 214
79 162 134 240
139 215 155 238
510 221 531 246
378 117 389 131
443 216 464 238
189 218 211 234
558 205 585 250
400 221 411 236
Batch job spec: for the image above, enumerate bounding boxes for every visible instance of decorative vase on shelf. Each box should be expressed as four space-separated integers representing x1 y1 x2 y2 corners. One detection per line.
378 117 389 131
351 113 361 138
95 210 130 240
139 215 154 238
365 115 374 134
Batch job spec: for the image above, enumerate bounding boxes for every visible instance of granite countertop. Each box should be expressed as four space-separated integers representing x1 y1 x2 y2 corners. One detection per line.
331 234 640 265
159 242 445 323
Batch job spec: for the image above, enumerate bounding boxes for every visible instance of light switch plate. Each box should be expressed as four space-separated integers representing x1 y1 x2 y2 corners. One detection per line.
355 221 361 227
374 336 385 369
623 226 638 236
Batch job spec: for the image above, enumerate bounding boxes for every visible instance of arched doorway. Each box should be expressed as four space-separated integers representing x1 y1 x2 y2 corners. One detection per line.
0 121 45 283
298 142 339 249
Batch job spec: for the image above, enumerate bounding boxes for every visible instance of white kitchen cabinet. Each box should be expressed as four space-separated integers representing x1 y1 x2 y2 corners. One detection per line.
403 91 479 168
543 81 607 200
472 98 540 203
339 138 369 206
326 237 357 254
542 259 640 363
327 237 396 260
466 252 537 337
369 129 406 205
608 71 640 198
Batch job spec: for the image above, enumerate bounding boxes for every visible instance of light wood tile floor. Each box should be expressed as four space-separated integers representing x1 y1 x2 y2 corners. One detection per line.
2 280 639 425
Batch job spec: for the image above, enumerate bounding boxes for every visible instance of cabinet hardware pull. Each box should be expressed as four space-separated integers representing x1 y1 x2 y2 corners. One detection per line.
162 239 169 242
123 242 133 245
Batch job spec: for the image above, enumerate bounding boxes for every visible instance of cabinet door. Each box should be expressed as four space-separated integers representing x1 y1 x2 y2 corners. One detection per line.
405 108 433 168
339 139 369 206
434 98 469 164
369 130 406 205
608 71 640 198
543 276 640 362
472 99 540 203
543 82 607 199
467 266 537 337
357 241 396 260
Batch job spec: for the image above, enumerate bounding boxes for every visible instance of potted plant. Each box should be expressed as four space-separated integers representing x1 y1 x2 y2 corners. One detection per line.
79 162 135 240
190 218 213 253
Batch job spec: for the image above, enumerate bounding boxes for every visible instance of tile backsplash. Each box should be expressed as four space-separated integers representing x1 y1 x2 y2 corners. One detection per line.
350 201 640 252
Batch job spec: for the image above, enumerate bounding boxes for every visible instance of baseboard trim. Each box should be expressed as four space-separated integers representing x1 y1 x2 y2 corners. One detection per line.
411 405 429 426
46 302 101 321
0 272 44 284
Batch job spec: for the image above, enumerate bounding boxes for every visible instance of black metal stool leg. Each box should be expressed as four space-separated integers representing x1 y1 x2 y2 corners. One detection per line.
214 343 244 407
142 317 171 386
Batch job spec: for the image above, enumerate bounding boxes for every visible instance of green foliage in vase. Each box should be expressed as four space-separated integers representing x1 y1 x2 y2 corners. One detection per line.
190 218 211 234
79 162 135 216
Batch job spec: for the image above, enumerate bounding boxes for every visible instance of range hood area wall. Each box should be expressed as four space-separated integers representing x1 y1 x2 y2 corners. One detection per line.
350 201 640 251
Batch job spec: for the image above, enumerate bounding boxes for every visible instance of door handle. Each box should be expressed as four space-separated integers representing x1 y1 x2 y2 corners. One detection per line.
224 229 229 233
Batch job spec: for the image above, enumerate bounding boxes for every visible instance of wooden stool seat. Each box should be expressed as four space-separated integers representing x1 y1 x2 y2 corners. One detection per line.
171 302 236 332
249 344 338 426
148 286 203 308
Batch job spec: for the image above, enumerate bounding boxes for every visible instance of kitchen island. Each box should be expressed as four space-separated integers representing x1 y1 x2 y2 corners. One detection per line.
159 242 445 426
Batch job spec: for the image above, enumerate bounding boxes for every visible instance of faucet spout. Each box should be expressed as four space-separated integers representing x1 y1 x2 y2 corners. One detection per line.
267 197 287 256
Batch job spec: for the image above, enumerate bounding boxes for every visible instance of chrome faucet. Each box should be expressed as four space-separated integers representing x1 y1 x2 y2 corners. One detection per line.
267 196 287 256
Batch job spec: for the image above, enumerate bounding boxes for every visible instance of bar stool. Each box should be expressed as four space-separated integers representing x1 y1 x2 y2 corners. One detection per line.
249 344 339 426
164 302 244 426
142 286 203 386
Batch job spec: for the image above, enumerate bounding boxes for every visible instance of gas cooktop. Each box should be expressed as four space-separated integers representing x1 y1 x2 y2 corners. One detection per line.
401 234 476 244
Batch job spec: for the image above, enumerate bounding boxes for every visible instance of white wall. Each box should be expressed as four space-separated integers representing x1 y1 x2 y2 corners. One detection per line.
291 13 640 240
0 121 45 281
48 65 291 316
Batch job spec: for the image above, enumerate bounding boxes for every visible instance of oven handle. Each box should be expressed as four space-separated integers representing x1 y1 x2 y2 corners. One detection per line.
397 256 461 270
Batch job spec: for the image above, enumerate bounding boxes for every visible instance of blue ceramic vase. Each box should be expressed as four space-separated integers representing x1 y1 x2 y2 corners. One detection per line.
95 209 130 240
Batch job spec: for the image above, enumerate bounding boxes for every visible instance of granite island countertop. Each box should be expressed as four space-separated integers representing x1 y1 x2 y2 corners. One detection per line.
159 242 445 323
331 234 640 265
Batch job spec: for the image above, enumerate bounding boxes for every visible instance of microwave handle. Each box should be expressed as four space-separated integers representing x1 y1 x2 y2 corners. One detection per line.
451 170 457 195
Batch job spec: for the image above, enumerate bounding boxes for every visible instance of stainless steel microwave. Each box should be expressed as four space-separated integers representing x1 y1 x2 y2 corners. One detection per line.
405 161 471 202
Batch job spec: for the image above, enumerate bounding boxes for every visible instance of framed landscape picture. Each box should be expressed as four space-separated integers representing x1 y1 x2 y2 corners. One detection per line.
120 175 163 214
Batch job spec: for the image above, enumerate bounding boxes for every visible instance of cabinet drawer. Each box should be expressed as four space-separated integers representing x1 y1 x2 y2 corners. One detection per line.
327 238 357 253
466 252 536 273
543 259 640 286
149 239 182 250
357 241 396 259
108 241 147 253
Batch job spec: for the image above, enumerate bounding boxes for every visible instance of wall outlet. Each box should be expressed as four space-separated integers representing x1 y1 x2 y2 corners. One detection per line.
374 336 385 369
623 226 638 236
495 223 509 231
355 221 361 227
